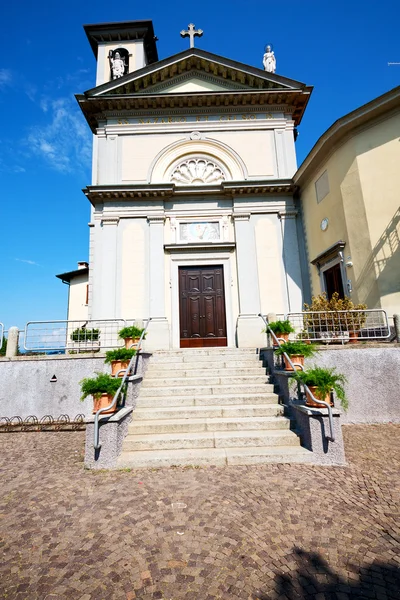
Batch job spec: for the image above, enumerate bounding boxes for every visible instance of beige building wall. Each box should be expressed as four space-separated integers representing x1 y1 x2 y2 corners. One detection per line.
68 275 89 321
299 110 400 315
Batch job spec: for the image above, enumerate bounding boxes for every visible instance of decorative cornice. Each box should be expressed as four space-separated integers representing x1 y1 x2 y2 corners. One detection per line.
147 215 165 224
164 242 235 253
232 213 250 222
83 180 297 205
310 241 346 268
101 217 120 225
278 210 298 219
76 89 310 133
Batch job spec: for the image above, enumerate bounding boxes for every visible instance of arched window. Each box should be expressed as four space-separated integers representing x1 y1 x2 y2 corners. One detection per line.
169 156 227 185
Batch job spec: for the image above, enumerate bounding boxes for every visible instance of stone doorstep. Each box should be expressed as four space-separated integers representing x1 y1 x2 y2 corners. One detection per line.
149 347 259 356
128 415 291 434
150 354 261 364
135 393 280 407
122 429 301 451
116 445 313 469
141 375 270 387
139 384 275 397
133 404 285 420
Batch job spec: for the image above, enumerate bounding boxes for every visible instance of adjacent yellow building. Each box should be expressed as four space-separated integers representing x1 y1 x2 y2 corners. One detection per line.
295 86 400 316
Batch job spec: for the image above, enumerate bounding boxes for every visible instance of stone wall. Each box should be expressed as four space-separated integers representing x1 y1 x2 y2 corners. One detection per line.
263 345 400 424
0 353 150 420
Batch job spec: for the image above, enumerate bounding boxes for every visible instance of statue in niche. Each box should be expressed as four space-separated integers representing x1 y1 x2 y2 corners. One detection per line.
108 48 129 79
263 45 276 73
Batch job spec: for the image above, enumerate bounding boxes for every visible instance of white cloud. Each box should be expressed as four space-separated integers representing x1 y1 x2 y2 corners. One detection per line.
0 69 12 87
15 258 42 266
26 97 91 173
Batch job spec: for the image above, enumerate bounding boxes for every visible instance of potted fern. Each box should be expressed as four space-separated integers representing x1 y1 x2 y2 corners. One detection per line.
265 320 296 345
274 341 316 371
105 348 136 377
296 367 348 410
118 325 146 349
80 373 122 414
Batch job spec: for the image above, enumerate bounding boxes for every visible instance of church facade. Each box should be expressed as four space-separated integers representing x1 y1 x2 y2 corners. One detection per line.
62 19 313 350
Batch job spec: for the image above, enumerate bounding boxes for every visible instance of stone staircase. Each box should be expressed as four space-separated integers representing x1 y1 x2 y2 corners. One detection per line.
117 348 312 468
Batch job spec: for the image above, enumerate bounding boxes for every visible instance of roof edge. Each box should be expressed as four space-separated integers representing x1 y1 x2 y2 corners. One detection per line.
294 85 400 187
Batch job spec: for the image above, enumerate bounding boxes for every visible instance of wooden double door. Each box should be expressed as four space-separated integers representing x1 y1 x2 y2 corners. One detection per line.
179 265 227 348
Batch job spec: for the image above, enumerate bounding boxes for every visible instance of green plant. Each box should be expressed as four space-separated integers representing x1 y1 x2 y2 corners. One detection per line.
70 327 100 342
296 367 348 410
0 336 7 356
118 326 146 340
274 341 316 358
303 293 367 333
266 320 295 335
80 372 122 400
104 348 136 364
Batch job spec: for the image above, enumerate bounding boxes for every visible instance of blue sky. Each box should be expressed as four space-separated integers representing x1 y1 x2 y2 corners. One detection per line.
1 0 398 330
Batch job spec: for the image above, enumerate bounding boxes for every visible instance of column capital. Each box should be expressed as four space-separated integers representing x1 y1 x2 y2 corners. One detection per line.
233 213 251 222
278 210 298 220
101 217 120 226
147 215 165 224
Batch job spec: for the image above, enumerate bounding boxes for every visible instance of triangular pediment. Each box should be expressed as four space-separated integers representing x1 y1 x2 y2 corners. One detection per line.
85 48 307 98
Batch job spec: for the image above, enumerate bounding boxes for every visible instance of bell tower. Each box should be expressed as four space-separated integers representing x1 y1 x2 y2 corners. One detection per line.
84 20 158 86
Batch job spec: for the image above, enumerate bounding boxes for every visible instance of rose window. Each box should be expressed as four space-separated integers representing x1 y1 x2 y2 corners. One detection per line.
170 158 226 185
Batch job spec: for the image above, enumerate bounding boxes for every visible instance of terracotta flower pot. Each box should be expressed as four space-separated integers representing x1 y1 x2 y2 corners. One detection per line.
305 386 333 408
273 332 289 347
92 393 118 414
348 331 359 344
111 360 130 377
124 336 140 349
283 354 304 371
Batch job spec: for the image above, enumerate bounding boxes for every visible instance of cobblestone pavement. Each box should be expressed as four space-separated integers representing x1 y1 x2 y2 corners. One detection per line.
0 424 399 600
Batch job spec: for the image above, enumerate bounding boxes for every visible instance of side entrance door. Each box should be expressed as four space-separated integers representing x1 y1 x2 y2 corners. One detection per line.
179 265 227 347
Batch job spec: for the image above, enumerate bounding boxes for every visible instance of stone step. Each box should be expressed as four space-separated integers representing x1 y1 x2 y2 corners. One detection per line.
117 446 312 469
139 383 275 397
122 429 300 451
141 375 269 387
146 361 264 371
150 348 258 356
133 404 285 421
145 367 266 377
136 393 280 407
129 416 291 434
150 354 260 364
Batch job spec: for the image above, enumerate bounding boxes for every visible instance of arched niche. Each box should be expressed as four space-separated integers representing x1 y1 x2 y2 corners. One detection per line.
148 136 247 184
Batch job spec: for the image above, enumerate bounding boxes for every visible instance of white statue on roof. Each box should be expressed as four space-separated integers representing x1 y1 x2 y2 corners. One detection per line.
109 50 126 79
263 45 276 74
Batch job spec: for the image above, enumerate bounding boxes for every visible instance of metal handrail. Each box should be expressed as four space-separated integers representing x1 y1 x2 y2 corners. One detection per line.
259 313 335 442
93 318 152 451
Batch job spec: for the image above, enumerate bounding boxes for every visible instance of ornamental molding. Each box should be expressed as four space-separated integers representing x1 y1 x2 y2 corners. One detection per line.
104 105 291 119
147 215 166 224
278 210 298 219
138 70 248 94
170 157 226 186
101 217 120 225
232 213 251 222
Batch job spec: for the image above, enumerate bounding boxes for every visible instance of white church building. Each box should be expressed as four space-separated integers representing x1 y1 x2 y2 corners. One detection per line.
58 19 313 350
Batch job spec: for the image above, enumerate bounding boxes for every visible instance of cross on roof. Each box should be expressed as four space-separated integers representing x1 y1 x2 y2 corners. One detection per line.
180 23 203 48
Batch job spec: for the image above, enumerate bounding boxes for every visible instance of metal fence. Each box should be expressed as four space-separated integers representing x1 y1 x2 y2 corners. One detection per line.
285 309 390 342
24 319 128 352
0 323 3 349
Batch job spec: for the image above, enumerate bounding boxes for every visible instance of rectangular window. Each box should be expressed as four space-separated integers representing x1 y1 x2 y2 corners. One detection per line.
323 263 344 299
315 170 330 203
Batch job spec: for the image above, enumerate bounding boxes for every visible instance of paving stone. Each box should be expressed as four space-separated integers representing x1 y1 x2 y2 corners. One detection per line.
0 424 399 599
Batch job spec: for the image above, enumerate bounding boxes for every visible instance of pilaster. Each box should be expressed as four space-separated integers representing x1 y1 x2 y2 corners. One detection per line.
233 213 265 348
146 215 170 350
279 211 303 313
92 217 119 319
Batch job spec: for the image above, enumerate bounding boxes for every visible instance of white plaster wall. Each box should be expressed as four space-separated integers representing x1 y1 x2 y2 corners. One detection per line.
210 131 276 178
164 78 229 93
68 275 89 321
121 134 182 182
120 219 148 319
254 215 287 315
